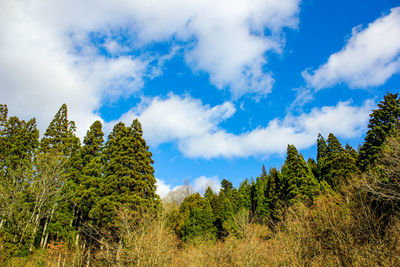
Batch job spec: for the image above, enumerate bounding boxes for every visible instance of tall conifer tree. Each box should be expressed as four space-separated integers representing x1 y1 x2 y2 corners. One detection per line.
324 133 358 188
75 121 104 246
93 119 159 229
358 93 400 171
38 104 81 248
281 145 319 204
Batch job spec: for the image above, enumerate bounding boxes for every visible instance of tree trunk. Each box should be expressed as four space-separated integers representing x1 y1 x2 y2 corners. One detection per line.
75 231 80 247
28 212 41 252
41 206 54 248
116 238 123 267
86 238 92 267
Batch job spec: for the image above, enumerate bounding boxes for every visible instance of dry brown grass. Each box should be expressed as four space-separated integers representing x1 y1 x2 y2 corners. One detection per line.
5 187 400 267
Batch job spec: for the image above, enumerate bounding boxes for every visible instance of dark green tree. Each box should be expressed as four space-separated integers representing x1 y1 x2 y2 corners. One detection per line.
237 179 252 211
74 121 104 246
181 199 216 242
281 145 319 204
40 104 80 157
316 133 329 181
38 104 81 248
92 120 160 230
358 93 400 171
324 133 359 188
254 174 269 221
266 168 284 221
0 106 39 253
213 190 234 238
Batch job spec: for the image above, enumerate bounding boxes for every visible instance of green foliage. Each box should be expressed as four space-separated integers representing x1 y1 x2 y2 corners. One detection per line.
325 134 359 188
282 145 319 204
237 179 252 211
358 92 400 171
316 133 328 181
181 199 216 242
2 92 399 260
38 104 81 248
94 120 160 230
40 104 80 157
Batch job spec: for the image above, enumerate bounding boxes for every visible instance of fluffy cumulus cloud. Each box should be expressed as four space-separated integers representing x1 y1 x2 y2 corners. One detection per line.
303 7 400 90
116 94 373 159
0 0 299 137
0 0 158 137
115 94 236 145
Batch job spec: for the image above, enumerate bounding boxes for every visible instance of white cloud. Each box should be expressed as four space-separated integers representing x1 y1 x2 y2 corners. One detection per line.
0 0 158 137
0 0 300 138
115 94 373 159
114 94 236 146
156 176 221 199
192 176 221 195
156 178 177 199
303 7 400 90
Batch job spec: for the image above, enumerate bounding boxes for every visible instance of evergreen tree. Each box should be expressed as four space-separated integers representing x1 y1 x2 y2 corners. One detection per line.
170 193 204 236
316 133 329 181
237 179 252 211
266 168 284 221
40 104 80 156
204 186 215 201
221 179 233 193
307 158 318 180
254 174 269 221
0 107 39 252
324 133 359 188
75 121 104 245
38 104 81 248
93 120 159 230
0 110 39 178
214 190 234 238
181 199 216 242
358 93 400 171
281 145 319 204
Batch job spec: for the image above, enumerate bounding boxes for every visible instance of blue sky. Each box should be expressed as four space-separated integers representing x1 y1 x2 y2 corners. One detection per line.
1 0 400 197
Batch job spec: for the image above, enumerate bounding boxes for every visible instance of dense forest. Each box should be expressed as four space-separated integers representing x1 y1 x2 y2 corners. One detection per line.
1 92 400 266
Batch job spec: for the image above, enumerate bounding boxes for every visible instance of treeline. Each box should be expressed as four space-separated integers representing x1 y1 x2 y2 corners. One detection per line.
166 93 400 242
0 104 160 258
1 92 400 265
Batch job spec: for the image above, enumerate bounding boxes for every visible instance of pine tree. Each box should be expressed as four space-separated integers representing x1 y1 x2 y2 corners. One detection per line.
281 145 319 204
358 93 400 171
0 111 39 178
171 193 204 236
308 158 318 180
254 174 269 221
38 104 81 248
214 190 234 238
181 199 216 242
75 121 104 246
131 119 159 210
204 186 215 201
40 104 80 156
237 179 252 211
324 133 358 188
93 120 159 230
266 168 284 221
316 133 329 181
0 106 39 252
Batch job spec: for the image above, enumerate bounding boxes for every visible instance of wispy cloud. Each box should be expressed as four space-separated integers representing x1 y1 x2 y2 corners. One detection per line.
303 7 400 90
